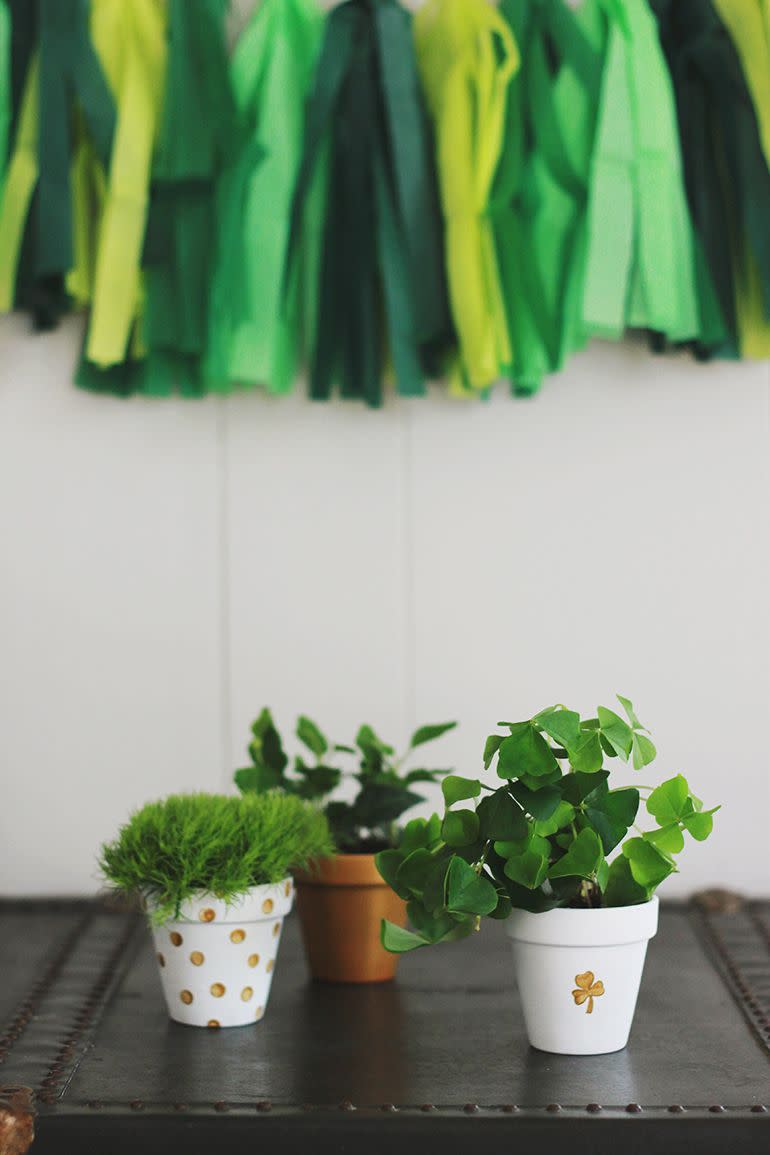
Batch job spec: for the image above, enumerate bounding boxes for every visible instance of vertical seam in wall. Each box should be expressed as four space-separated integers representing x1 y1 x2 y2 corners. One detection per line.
401 403 417 735
216 397 233 786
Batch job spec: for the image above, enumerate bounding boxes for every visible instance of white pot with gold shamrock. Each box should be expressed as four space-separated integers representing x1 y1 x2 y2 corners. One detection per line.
505 898 659 1055
150 880 294 1028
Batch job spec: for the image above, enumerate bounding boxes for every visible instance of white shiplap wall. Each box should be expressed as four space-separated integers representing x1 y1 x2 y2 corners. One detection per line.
0 312 767 898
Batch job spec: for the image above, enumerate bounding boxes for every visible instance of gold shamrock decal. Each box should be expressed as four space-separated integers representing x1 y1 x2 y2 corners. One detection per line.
572 971 605 1014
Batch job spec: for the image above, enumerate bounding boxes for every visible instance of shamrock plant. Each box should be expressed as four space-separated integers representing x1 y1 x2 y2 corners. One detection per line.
235 709 457 853
376 697 718 952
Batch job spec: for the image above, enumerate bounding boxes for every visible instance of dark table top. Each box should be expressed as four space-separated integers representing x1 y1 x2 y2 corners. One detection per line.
0 896 768 1154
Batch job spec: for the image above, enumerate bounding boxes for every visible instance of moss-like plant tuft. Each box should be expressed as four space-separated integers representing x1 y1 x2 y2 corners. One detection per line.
99 792 333 922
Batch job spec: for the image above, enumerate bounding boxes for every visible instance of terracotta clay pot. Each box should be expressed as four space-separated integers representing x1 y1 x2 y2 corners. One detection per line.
294 854 407 983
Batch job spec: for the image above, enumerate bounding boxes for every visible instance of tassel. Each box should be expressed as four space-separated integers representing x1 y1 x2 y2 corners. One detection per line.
288 0 453 406
205 0 324 396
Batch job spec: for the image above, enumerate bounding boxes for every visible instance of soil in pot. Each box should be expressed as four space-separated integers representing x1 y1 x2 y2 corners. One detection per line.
294 853 407 983
149 878 294 1027
505 898 659 1055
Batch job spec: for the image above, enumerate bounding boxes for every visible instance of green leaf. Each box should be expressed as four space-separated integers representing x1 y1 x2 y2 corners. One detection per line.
441 809 480 847
497 722 559 780
405 768 450 784
533 800 575 837
296 715 328 758
616 695 643 730
333 743 356 754
567 727 604 774
396 848 433 895
353 784 422 829
509 781 562 820
682 808 718 841
422 855 450 914
548 828 603 880
632 732 657 769
502 844 550 888
603 855 649 906
398 817 437 853
380 920 429 953
483 734 504 769
477 789 528 840
535 708 582 751
375 849 412 899
410 722 457 749
595 856 609 891
441 775 482 806
644 823 685 855
597 706 633 759
406 901 459 943
646 774 690 825
584 784 640 854
445 857 499 915
234 764 282 794
560 770 610 804
517 767 563 791
622 837 674 889
295 763 340 799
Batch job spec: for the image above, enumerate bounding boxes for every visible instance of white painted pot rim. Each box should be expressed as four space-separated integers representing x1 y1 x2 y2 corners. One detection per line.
505 897 659 947
148 879 294 926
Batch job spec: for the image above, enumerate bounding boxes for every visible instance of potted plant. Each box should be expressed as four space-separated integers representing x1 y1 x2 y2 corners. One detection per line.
235 710 456 982
99 792 332 1028
376 697 718 1054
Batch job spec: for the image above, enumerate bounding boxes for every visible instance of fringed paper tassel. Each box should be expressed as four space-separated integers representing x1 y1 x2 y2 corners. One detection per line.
288 0 453 407
582 0 705 349
414 0 517 395
649 0 770 361
204 0 324 396
78 0 167 395
139 0 238 397
492 0 603 396
0 0 114 331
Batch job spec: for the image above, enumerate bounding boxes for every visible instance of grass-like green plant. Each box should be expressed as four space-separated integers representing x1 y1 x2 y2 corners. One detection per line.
99 792 333 922
376 697 719 952
234 709 457 853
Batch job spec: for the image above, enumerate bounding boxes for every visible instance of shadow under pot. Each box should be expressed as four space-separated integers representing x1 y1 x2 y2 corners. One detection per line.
149 879 294 1027
506 897 659 1055
294 854 407 983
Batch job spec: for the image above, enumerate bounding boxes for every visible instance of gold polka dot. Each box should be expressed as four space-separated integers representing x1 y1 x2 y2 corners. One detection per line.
266 959 274 974
230 929 246 943
190 951 204 966
207 1019 220 1029
169 932 183 947
248 954 260 968
157 953 166 967
210 982 226 998
180 990 193 1005
199 908 216 922
241 986 253 1002
272 922 280 938
262 898 274 915
284 881 291 897
255 1006 264 1020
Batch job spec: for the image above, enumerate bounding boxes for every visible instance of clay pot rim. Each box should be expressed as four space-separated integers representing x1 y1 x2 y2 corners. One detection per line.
294 852 390 888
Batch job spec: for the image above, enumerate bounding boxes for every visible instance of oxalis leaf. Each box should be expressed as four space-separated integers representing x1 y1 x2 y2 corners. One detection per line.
296 715 328 758
535 708 582 752
497 722 559 780
509 781 562 820
632 732 657 770
483 734 504 769
646 774 689 824
410 722 457 749
597 706 633 759
548 828 603 880
567 728 603 774
622 837 674 889
477 789 528 840
380 921 429 953
445 857 499 916
441 775 481 806
583 783 640 854
441 808 480 847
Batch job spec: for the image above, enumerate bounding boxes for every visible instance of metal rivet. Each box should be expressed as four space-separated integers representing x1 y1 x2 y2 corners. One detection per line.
709 1105 726 1114
130 1100 144 1111
420 1103 436 1112
586 1103 602 1114
750 1105 767 1113
501 1104 519 1113
256 1100 272 1113
214 1101 229 1113
381 1103 398 1112
339 1100 355 1112
546 1103 562 1114
172 1103 188 1112
625 1103 643 1114
668 1105 686 1114
463 1103 479 1114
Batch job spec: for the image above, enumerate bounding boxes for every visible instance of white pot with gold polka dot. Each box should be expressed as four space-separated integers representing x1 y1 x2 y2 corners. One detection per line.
150 878 293 1028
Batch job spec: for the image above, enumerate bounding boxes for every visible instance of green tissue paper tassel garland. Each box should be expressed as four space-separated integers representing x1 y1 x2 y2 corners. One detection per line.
651 0 770 360
205 0 324 396
492 0 602 396
581 0 702 347
289 0 453 407
141 0 239 397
